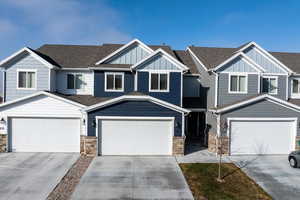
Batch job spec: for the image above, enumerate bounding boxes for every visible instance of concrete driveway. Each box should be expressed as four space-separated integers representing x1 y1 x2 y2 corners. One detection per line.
72 156 193 200
231 155 300 200
0 153 79 200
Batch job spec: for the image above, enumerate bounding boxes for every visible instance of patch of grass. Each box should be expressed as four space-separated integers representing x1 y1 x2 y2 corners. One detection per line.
180 163 272 200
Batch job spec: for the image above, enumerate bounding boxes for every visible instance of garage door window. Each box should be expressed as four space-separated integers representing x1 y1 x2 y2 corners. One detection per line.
17 70 36 89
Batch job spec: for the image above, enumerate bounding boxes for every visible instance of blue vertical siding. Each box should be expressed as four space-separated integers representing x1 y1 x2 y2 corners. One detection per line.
137 54 180 70
244 46 285 73
217 56 257 73
137 71 181 106
94 71 134 97
107 44 150 64
87 101 183 137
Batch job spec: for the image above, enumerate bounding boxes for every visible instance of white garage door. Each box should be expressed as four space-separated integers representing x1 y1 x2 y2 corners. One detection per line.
230 119 295 155
99 118 173 155
10 117 80 152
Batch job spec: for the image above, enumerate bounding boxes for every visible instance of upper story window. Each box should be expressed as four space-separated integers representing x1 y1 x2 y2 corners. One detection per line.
292 79 300 98
229 74 247 93
149 72 169 92
262 76 278 94
17 69 36 89
67 73 84 89
105 72 124 92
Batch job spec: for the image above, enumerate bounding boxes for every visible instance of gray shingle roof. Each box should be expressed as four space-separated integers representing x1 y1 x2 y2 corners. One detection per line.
189 44 300 73
173 50 199 74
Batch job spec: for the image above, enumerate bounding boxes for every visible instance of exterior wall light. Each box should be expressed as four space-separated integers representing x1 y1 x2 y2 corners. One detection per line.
0 118 6 124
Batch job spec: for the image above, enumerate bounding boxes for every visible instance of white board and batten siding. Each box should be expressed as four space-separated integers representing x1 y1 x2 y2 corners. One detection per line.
56 70 94 95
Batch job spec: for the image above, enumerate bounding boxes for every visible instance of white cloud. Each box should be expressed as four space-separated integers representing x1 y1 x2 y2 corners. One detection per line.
1 0 131 44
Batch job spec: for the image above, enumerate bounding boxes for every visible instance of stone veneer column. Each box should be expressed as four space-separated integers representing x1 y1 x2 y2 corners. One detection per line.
173 136 185 156
80 136 97 157
208 132 229 155
0 134 7 153
296 136 300 150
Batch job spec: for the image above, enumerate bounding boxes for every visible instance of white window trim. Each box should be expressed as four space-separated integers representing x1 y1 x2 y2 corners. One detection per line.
261 75 278 95
149 71 170 93
67 73 85 90
228 73 248 94
104 72 124 92
291 78 300 98
16 69 37 90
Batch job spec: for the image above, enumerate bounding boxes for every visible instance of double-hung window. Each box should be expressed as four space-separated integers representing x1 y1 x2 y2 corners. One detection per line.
150 72 168 92
67 73 84 89
262 76 278 94
292 79 300 97
105 72 124 92
17 70 36 89
229 74 247 93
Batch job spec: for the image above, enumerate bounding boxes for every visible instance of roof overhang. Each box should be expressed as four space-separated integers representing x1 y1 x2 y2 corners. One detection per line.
210 94 300 114
83 95 190 114
211 51 266 73
0 91 86 109
0 47 57 69
95 39 154 65
131 48 189 71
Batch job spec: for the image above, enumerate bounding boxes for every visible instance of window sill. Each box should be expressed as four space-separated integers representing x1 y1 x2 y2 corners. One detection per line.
17 88 37 91
104 90 124 92
149 90 169 93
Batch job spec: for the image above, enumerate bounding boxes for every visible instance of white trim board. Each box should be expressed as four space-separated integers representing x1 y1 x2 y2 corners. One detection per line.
95 39 154 65
0 47 56 69
104 72 125 92
0 91 86 109
131 48 189 71
83 95 190 114
210 94 300 114
212 52 266 73
237 41 293 74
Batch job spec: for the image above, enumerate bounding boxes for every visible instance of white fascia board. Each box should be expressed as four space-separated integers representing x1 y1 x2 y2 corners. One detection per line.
83 95 190 114
237 41 293 74
213 94 300 113
95 39 154 65
0 91 86 109
213 52 265 73
0 47 56 69
131 48 189 71
60 68 91 71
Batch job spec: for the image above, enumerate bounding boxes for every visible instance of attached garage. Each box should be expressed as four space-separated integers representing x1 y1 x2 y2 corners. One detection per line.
229 119 296 155
210 95 300 156
0 92 86 153
9 117 80 152
98 117 173 155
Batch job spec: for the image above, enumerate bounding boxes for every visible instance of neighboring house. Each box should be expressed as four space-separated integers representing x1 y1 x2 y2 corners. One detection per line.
0 39 299 156
0 39 202 156
188 42 300 155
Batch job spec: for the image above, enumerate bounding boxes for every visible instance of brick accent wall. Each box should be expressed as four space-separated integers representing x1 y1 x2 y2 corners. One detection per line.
296 136 300 150
0 134 7 153
80 136 97 157
173 136 185 156
208 132 229 155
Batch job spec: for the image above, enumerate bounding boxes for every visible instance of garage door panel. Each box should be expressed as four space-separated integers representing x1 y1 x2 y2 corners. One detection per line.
230 120 294 155
11 117 80 152
100 119 173 155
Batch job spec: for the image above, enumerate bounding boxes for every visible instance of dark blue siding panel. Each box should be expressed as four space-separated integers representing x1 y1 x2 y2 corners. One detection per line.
94 71 134 97
87 101 183 137
137 71 181 106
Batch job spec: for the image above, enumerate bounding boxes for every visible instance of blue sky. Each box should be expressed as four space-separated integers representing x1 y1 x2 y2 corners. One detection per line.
0 0 300 94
